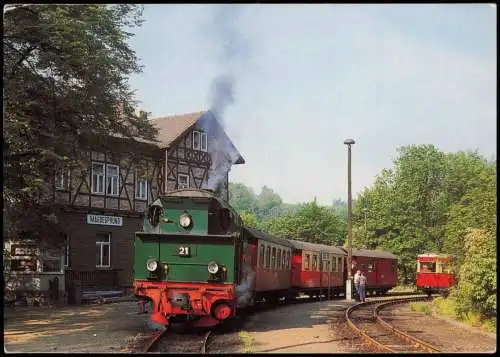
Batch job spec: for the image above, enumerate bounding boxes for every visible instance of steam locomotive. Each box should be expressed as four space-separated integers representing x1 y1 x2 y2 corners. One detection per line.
133 189 398 327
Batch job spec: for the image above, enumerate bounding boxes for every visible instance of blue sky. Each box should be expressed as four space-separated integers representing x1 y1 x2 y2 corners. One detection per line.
129 4 497 206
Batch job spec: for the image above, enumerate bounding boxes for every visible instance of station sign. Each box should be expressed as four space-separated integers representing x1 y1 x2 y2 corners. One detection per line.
87 214 123 227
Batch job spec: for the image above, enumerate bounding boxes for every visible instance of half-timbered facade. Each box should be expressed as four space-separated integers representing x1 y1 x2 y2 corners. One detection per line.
5 110 245 300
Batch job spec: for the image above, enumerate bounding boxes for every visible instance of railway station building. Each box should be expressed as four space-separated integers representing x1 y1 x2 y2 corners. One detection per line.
4 110 244 303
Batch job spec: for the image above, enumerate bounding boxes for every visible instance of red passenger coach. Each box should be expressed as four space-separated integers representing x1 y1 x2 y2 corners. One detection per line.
345 248 398 295
289 240 346 297
416 253 455 296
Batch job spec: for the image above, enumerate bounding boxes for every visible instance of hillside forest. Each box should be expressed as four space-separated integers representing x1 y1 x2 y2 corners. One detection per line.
229 144 496 326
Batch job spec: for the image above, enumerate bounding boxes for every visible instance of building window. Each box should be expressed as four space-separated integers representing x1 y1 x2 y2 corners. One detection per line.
96 233 111 268
40 248 62 273
135 173 148 200
106 164 119 196
193 130 208 152
92 163 105 194
178 174 189 189
55 168 70 190
64 235 70 268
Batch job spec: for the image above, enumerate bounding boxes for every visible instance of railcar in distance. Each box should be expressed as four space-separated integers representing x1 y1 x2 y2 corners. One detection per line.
342 248 398 296
416 253 455 296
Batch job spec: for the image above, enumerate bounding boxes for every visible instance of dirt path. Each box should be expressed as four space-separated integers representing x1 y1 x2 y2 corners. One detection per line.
4 302 155 353
240 299 354 353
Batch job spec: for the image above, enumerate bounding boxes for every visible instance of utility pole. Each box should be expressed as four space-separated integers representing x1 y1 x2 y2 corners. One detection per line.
344 138 355 301
363 207 368 240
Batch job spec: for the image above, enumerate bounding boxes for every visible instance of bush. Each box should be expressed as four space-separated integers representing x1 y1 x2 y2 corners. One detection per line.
432 296 459 319
481 318 496 333
451 229 496 319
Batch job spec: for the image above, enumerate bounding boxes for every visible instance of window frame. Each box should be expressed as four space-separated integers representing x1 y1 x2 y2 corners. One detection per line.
192 130 208 152
55 168 70 190
135 171 148 200
304 253 311 271
96 233 111 268
259 244 265 268
91 162 105 194
106 164 120 196
178 173 189 189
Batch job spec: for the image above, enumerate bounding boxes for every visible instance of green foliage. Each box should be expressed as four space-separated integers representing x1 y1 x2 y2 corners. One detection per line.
352 145 495 285
432 296 460 319
410 303 431 315
261 201 347 245
450 228 496 319
3 5 155 244
239 211 259 229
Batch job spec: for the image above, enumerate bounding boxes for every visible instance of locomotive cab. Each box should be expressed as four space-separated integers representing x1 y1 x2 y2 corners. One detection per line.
134 189 242 327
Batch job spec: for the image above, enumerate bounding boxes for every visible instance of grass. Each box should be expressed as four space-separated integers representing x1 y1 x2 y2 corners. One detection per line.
410 302 431 315
432 296 497 334
238 330 253 353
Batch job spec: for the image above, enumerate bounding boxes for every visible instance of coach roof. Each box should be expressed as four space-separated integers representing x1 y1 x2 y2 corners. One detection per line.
341 248 397 259
245 228 294 248
287 239 346 255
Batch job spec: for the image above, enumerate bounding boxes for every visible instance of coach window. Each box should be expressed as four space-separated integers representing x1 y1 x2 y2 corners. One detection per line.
265 246 271 268
277 249 282 270
332 257 337 272
338 257 343 272
368 263 374 272
286 251 290 269
326 261 330 273
259 244 265 268
312 255 318 272
304 254 310 271
271 247 277 269
282 250 286 269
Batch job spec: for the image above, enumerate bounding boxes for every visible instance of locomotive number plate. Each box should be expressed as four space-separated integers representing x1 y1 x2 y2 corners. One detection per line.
178 246 191 256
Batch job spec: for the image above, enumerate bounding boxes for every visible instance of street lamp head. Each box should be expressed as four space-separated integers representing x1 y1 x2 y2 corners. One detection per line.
344 139 355 145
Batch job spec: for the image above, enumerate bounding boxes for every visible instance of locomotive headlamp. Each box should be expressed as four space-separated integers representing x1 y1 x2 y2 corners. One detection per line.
208 261 219 274
179 213 192 228
146 259 159 272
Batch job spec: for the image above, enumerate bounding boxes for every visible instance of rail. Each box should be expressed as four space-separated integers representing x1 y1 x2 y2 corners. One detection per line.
345 295 441 353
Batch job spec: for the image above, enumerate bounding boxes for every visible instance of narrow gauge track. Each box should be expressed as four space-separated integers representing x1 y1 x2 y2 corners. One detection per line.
345 296 441 353
144 326 213 353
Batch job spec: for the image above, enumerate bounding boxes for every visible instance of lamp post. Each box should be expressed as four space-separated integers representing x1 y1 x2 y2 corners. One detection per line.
344 138 355 301
363 207 368 240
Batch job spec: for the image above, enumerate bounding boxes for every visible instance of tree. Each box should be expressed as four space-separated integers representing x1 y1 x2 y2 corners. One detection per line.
3 5 156 245
256 186 282 220
239 211 259 229
261 201 347 245
351 145 494 284
451 228 496 319
228 183 257 214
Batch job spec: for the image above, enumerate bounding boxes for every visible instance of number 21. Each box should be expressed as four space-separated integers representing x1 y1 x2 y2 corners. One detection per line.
179 246 190 256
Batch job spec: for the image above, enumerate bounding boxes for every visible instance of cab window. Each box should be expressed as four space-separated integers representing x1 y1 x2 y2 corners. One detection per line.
277 249 282 270
271 247 277 269
367 263 374 272
419 261 436 273
259 244 265 267
265 246 271 268
304 253 310 271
